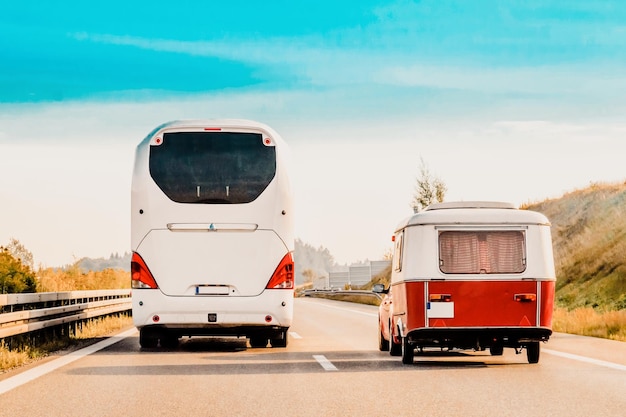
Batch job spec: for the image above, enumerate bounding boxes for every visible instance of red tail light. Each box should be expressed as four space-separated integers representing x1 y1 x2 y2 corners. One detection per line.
266 253 294 289
131 252 159 289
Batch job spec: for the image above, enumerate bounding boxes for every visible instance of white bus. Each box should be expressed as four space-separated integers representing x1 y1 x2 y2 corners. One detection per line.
131 119 294 349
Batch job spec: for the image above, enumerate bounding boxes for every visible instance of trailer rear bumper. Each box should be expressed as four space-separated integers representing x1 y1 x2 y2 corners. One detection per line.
406 326 552 349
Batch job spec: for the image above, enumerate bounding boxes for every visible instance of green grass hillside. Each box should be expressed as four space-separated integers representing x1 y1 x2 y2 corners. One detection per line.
525 181 626 311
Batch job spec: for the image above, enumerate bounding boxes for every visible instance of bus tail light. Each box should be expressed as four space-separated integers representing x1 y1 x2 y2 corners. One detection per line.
266 253 294 289
131 252 159 289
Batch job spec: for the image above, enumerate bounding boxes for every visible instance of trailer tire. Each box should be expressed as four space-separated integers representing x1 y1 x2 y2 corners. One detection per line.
490 344 504 356
527 342 540 364
401 337 414 365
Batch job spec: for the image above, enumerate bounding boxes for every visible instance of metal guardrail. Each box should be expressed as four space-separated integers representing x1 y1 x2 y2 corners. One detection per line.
0 289 132 339
300 289 382 302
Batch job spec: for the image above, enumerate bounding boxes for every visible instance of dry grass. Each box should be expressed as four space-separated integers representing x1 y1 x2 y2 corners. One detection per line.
37 265 130 292
0 314 132 373
525 181 626 310
552 307 626 342
72 314 132 339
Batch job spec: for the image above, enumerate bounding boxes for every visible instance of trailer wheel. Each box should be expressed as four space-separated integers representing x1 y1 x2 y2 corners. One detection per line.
389 325 402 356
401 337 414 365
526 342 540 364
378 323 390 352
490 344 504 356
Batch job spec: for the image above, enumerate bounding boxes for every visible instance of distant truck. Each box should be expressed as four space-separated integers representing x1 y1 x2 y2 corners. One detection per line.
376 201 556 364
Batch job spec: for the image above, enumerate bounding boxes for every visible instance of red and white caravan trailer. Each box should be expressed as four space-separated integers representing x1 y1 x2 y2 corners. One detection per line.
376 201 556 364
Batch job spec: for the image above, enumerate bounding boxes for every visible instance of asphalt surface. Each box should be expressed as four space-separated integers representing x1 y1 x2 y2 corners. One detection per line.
1 298 625 417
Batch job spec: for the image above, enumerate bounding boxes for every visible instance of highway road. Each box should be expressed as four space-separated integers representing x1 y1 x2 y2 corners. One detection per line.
1 298 625 416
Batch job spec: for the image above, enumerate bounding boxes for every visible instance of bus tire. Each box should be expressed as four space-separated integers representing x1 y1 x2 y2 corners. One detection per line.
250 336 269 348
527 342 540 364
270 330 288 348
139 328 158 349
160 334 179 349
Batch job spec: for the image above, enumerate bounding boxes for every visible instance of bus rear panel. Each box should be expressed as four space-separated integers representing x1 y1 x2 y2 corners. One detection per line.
131 120 294 349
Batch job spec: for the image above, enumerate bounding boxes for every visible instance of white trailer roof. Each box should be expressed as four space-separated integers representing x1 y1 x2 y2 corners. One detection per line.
395 201 550 232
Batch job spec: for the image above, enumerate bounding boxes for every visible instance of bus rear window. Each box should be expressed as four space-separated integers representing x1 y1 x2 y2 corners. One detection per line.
149 132 276 204
439 231 526 274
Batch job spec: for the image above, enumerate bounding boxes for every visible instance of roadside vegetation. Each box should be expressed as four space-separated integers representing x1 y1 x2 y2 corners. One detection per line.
0 244 132 373
37 264 130 292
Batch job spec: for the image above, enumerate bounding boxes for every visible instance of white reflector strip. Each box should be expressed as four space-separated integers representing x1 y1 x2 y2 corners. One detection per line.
313 355 338 371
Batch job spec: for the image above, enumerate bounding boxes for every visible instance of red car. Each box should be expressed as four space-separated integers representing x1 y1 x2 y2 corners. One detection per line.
374 284 400 355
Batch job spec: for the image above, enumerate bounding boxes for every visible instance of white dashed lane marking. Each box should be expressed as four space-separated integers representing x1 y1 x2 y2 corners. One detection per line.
313 355 338 371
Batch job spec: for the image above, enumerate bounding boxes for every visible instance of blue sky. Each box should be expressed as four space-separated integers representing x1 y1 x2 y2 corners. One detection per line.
1 1 626 266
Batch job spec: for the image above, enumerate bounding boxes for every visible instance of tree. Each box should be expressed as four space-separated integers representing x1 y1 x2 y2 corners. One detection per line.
0 249 37 293
302 269 316 284
6 238 34 270
410 158 447 212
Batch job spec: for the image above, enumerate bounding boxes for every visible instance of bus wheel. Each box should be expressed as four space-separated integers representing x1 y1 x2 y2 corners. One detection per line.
490 344 504 356
401 337 414 365
270 330 288 348
389 327 402 357
526 342 540 364
160 334 179 349
250 336 269 348
139 328 158 349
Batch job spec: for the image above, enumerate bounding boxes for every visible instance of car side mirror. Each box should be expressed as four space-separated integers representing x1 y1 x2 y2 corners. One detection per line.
372 283 388 294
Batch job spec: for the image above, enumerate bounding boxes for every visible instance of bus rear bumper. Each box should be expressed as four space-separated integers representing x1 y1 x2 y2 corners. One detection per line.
132 288 293 337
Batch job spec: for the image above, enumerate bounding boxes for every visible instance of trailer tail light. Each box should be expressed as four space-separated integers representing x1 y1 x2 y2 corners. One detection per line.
131 252 159 289
429 294 452 302
514 293 537 303
266 253 294 289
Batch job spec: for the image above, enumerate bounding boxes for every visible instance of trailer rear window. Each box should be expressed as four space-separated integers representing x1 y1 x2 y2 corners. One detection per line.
439 231 526 274
149 132 276 204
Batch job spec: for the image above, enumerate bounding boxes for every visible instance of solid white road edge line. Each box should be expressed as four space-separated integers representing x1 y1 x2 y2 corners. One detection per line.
0 327 138 395
313 355 338 371
543 348 626 372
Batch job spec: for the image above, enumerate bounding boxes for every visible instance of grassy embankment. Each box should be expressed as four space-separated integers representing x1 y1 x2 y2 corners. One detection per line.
1 266 132 373
524 182 626 341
